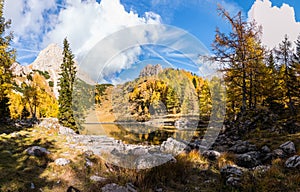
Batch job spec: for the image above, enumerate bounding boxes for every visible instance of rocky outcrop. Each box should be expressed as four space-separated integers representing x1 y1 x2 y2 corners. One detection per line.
66 135 186 169
139 64 163 77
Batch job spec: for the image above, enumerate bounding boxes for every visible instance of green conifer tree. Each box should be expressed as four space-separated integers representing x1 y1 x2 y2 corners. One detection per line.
291 34 300 114
58 38 77 131
275 35 296 116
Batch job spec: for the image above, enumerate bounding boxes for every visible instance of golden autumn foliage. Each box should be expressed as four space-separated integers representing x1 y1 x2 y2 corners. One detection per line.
9 72 58 119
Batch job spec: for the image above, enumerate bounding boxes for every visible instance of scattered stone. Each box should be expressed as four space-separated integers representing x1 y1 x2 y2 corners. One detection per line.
59 126 76 135
229 140 256 154
160 138 190 154
220 165 244 178
39 118 60 129
84 150 94 157
85 158 93 167
55 158 70 166
272 149 285 158
261 153 273 164
39 118 76 135
236 151 260 168
67 186 81 192
90 175 107 182
279 141 296 155
101 183 128 192
30 182 35 189
220 165 245 187
285 155 300 168
10 132 21 138
252 165 271 173
25 146 50 157
226 176 241 187
126 183 137 192
261 145 271 153
135 153 176 169
202 150 221 160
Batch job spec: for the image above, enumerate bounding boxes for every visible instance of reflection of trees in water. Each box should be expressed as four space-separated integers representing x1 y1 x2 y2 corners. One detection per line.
109 124 174 145
108 124 207 145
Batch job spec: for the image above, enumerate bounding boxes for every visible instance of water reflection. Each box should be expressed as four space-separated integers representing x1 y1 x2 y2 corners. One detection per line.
81 123 207 145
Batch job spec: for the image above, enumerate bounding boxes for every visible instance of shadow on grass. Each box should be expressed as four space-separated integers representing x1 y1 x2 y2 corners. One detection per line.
0 125 57 191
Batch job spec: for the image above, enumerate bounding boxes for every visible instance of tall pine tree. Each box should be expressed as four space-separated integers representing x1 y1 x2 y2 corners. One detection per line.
0 0 15 122
58 38 77 131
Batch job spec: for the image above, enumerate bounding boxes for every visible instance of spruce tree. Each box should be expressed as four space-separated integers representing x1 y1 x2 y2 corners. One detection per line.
0 0 15 122
264 51 284 110
275 35 296 116
292 35 300 112
58 38 77 131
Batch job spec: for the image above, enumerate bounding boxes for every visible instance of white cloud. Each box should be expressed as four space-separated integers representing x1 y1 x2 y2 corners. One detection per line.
38 0 162 82
4 0 57 50
248 0 300 49
3 0 161 67
42 0 161 56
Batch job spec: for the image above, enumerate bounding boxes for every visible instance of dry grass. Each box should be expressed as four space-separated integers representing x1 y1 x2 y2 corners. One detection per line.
217 152 236 169
240 158 300 192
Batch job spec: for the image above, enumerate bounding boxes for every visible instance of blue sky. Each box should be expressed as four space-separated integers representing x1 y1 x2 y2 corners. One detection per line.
3 0 300 81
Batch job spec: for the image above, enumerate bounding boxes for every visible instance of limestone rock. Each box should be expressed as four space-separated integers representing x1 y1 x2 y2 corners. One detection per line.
101 183 128 192
26 146 50 157
160 138 190 155
272 149 285 158
220 165 244 178
55 158 70 166
202 150 221 160
220 165 245 187
59 126 76 135
236 151 261 168
90 175 107 182
261 145 271 153
279 141 296 155
135 153 176 170
285 155 300 168
229 140 257 154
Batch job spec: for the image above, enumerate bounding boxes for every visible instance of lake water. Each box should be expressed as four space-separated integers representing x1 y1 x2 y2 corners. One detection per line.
81 123 207 145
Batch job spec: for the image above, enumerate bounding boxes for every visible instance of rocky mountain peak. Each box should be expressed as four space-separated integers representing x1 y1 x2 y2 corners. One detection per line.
29 43 63 72
139 64 163 77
